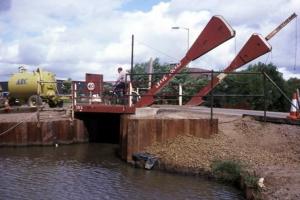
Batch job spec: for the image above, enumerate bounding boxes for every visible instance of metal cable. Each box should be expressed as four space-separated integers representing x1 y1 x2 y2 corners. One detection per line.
0 112 37 137
136 40 178 61
264 52 271 65
233 36 237 70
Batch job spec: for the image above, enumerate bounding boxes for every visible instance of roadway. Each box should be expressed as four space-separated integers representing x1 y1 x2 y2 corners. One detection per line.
195 106 288 118
151 105 289 118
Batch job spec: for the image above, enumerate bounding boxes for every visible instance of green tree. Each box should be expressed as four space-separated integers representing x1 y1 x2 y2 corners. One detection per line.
130 58 208 104
62 78 72 94
212 62 291 111
285 77 300 99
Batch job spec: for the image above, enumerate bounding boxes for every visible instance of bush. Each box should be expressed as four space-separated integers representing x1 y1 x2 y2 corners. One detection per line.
211 160 242 184
243 172 260 189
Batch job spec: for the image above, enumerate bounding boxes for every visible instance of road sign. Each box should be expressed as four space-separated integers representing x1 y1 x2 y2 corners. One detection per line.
87 82 95 91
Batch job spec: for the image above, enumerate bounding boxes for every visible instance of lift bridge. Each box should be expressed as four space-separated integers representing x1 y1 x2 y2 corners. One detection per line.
72 13 297 115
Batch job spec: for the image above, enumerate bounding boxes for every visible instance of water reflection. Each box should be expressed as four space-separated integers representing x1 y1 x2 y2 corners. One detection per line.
0 144 244 200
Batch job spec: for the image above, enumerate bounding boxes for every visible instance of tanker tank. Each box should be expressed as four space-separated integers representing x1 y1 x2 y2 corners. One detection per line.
8 67 62 107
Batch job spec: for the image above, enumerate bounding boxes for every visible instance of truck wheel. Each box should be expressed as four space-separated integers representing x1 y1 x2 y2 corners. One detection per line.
9 97 17 105
57 100 64 108
48 100 56 108
28 95 42 107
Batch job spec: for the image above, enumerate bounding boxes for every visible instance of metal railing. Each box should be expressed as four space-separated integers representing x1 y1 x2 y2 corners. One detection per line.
69 70 299 125
127 70 298 122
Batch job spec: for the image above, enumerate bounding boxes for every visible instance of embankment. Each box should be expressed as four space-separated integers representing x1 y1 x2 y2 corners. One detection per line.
143 114 300 200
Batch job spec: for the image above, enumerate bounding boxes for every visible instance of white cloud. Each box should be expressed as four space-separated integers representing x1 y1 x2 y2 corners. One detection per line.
0 0 299 82
278 67 300 79
0 41 19 63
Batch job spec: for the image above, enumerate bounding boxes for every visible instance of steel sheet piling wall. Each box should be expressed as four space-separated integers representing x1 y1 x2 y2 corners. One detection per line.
0 119 88 146
120 116 218 161
1 113 218 162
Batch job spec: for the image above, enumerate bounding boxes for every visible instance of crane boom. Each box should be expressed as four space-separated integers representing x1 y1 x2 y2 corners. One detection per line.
186 13 298 106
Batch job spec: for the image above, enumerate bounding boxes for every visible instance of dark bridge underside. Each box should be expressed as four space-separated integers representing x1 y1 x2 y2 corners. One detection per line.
75 113 121 143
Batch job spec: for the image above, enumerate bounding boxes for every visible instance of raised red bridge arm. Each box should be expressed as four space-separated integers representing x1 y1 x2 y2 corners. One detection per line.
135 15 235 107
186 13 297 106
186 34 272 106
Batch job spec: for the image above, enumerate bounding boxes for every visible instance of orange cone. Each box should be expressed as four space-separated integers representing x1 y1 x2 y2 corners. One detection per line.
287 93 299 120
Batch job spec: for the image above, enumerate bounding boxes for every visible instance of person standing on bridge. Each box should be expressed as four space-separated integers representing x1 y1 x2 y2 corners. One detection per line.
114 67 126 96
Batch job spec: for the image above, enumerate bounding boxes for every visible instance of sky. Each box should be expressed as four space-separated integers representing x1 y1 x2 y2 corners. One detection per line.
0 0 299 82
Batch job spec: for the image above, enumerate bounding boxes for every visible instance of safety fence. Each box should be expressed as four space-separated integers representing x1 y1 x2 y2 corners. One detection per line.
1 70 298 133
69 70 299 121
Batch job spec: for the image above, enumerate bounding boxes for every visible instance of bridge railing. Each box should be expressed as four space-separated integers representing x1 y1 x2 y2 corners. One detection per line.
126 70 209 106
71 80 132 107
70 70 297 122
127 71 266 105
127 70 298 121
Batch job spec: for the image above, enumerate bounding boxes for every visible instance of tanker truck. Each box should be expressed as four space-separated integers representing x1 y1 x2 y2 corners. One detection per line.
8 66 63 107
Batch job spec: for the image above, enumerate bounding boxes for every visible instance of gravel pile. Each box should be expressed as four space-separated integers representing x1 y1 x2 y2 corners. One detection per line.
145 116 300 200
146 117 299 170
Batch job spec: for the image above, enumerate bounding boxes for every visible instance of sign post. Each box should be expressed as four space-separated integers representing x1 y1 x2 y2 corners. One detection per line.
87 82 95 104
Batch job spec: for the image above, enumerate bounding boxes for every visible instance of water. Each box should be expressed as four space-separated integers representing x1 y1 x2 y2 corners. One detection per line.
0 144 244 200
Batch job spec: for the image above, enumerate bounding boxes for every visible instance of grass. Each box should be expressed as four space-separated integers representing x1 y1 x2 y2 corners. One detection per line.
211 160 261 192
211 160 242 184
243 171 260 189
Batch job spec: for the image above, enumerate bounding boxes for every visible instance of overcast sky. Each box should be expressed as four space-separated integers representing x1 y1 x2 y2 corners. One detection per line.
0 0 299 81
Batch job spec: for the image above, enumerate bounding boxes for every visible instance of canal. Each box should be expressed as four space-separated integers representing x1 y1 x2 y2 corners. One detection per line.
0 144 244 200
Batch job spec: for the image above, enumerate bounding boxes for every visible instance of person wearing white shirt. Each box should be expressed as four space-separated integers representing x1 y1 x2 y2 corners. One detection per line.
115 67 126 96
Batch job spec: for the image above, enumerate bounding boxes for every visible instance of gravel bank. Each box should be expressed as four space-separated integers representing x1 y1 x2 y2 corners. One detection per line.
145 116 300 200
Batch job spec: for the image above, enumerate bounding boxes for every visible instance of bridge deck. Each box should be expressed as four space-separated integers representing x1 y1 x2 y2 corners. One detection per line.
74 104 135 114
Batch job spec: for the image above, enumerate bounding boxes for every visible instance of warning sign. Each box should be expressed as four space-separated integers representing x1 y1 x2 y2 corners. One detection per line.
87 82 95 91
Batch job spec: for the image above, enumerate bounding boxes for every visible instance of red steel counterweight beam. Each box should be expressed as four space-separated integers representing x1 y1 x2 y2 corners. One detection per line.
135 15 235 107
186 13 297 106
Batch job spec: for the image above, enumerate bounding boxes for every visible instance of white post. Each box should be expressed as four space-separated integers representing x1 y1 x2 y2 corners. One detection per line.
71 82 77 122
74 83 77 106
129 82 133 107
37 80 41 127
89 91 92 104
297 89 300 108
148 58 153 89
179 83 182 106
